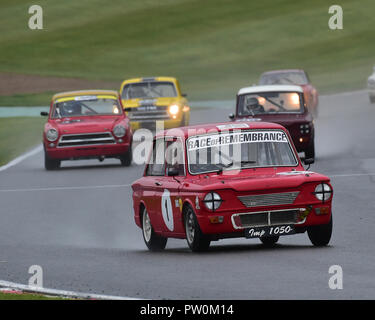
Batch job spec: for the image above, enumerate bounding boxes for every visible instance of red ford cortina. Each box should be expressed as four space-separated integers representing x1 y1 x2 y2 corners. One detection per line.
131 121 333 252
230 85 315 161
41 90 133 170
259 69 319 117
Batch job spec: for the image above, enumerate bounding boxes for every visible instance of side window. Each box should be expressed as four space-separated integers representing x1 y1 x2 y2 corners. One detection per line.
146 138 166 176
165 139 185 176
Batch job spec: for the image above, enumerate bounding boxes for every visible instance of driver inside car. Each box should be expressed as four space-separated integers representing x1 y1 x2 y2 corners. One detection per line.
60 101 82 117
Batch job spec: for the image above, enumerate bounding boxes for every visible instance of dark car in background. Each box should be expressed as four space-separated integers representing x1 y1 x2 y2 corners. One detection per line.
259 69 319 117
230 85 315 161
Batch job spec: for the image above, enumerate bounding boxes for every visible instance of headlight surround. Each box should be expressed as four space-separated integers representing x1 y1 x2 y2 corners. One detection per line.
46 128 58 142
168 104 180 116
113 125 126 138
203 192 222 211
314 183 332 202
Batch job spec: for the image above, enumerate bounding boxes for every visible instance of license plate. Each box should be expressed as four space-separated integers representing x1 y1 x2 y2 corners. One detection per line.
245 225 295 239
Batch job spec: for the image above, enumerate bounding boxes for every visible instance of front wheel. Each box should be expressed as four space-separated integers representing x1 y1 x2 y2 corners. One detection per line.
184 206 210 252
305 140 315 161
44 152 60 170
307 216 332 246
260 235 279 246
120 147 132 166
370 95 375 104
142 207 167 251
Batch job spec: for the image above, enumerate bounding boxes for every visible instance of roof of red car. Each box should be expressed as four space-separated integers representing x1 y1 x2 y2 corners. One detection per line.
261 69 305 75
156 121 286 139
52 90 119 101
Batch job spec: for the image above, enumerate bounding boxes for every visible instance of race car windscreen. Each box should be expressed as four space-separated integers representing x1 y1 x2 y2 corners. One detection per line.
52 96 122 118
259 72 308 85
122 82 177 99
187 130 298 174
238 92 303 116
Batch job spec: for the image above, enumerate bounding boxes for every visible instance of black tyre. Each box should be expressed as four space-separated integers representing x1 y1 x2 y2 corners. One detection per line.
260 235 279 246
307 216 332 247
181 114 189 127
120 147 132 166
370 95 375 104
44 152 60 170
305 140 315 161
141 207 167 251
184 206 210 252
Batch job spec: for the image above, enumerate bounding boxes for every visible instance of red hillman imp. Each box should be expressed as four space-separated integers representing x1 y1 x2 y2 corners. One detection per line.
131 121 333 252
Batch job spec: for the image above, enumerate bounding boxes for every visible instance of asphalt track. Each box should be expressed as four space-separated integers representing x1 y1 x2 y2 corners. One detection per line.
0 90 375 299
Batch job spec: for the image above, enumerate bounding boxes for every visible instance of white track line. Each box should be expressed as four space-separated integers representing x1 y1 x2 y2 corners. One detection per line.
0 144 42 172
0 184 131 193
0 280 142 300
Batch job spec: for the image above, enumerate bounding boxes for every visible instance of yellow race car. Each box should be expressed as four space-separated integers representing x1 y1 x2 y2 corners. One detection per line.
120 77 190 130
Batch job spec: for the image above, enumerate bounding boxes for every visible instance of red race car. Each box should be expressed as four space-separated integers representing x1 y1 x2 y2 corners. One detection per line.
259 69 319 117
229 85 315 161
41 90 133 170
132 121 333 252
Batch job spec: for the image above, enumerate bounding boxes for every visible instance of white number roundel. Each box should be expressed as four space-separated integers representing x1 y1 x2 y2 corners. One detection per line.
161 189 174 231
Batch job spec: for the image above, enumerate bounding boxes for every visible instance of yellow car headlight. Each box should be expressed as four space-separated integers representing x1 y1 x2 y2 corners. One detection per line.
168 104 180 116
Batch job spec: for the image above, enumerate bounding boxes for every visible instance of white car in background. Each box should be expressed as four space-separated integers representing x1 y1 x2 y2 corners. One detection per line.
368 66 375 103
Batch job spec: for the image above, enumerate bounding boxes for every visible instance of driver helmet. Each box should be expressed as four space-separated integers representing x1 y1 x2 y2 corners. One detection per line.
61 101 81 116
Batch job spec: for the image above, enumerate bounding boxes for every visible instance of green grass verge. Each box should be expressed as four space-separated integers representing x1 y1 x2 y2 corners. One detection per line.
0 117 44 166
0 292 66 300
0 0 374 102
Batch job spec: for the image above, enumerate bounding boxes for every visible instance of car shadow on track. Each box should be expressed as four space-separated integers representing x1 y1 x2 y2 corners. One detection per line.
132 243 334 256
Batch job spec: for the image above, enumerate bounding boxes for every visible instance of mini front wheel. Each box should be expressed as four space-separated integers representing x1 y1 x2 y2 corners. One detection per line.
307 216 332 246
142 207 167 251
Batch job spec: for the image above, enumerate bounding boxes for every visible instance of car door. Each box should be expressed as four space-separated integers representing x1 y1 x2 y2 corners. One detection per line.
142 137 167 233
161 137 186 236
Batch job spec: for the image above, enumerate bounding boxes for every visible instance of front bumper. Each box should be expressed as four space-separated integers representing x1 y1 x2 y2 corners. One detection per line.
45 142 131 160
130 118 184 130
196 204 331 238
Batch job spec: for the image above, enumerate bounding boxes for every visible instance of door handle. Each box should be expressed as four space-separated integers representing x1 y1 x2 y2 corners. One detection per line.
155 181 162 186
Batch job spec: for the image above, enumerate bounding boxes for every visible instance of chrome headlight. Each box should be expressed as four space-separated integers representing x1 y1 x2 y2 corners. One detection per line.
203 192 222 211
168 104 180 116
113 125 126 138
314 183 332 201
46 128 58 142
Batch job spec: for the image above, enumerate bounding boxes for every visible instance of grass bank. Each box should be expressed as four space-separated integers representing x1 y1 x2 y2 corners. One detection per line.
0 117 44 166
0 0 374 102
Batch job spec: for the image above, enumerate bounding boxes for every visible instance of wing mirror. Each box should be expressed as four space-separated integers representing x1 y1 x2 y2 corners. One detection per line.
228 113 235 121
181 93 187 97
303 157 314 169
40 111 48 116
167 167 179 177
123 107 132 112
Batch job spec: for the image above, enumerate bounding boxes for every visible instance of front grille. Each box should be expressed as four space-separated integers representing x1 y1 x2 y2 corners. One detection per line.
238 191 299 208
127 105 170 121
57 132 115 148
237 209 299 228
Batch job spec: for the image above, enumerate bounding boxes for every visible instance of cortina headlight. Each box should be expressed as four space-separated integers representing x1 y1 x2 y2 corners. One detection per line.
168 104 180 115
113 125 126 138
46 128 58 142
203 192 222 211
314 183 332 202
